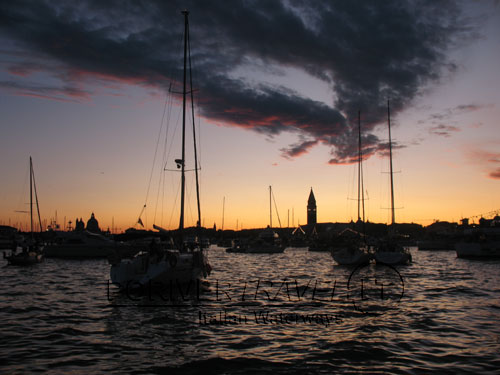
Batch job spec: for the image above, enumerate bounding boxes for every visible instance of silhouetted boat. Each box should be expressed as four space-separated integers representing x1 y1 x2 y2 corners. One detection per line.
332 112 372 265
374 102 411 265
44 230 134 258
4 157 44 265
456 225 500 259
110 10 211 288
227 187 285 253
331 229 372 265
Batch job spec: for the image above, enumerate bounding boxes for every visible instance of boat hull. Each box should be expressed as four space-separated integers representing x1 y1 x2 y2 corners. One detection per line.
331 247 372 265
110 249 210 289
45 244 114 258
455 241 500 259
374 250 411 265
4 251 43 265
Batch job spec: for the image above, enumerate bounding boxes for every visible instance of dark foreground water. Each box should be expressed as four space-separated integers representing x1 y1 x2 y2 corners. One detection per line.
1 247 499 374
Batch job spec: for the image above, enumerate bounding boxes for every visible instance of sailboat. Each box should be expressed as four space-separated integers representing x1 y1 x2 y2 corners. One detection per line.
331 111 372 265
373 101 412 265
109 10 211 289
226 186 285 253
246 186 285 253
4 156 44 265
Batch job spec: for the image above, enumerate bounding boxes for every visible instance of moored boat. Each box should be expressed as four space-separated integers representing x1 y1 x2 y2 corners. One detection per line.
109 10 211 289
456 226 500 259
4 157 44 266
373 101 412 265
331 112 372 265
44 230 134 258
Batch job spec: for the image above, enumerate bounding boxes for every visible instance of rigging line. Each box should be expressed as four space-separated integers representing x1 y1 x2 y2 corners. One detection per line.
155 79 180 227
164 94 182 172
154 91 174 226
167 178 182 230
135 93 169 228
30 157 43 232
147 23 184 228
16 162 30 216
271 189 282 228
153 156 167 225
146 94 169 203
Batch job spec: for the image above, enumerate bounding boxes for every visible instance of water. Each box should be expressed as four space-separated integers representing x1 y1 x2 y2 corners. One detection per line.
1 247 500 374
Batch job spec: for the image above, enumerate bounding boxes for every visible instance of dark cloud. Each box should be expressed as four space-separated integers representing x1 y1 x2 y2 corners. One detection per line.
429 124 461 138
427 103 490 122
421 103 490 137
0 79 91 102
0 0 473 163
281 138 318 159
490 168 500 180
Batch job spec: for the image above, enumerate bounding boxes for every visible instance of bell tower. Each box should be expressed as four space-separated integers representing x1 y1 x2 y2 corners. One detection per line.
307 188 317 226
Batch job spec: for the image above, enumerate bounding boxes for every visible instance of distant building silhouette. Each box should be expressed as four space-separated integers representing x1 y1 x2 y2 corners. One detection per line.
307 188 317 226
86 212 101 233
75 218 85 231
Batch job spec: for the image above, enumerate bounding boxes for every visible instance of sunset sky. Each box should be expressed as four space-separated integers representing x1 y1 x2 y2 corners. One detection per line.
0 1 499 232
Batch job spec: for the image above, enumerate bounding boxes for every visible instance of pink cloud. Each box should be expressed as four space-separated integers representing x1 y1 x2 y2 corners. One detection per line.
466 148 500 180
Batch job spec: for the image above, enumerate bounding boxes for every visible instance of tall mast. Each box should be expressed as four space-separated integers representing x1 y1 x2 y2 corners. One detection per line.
388 100 395 225
357 111 364 222
30 156 33 238
187 16 201 228
178 10 189 249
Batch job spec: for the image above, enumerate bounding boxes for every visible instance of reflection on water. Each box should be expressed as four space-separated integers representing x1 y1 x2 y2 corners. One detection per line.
1 247 500 374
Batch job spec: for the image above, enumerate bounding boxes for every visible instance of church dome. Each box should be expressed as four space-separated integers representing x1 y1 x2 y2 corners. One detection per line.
86 212 101 233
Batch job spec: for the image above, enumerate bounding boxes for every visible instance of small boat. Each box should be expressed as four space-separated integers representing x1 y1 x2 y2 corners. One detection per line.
247 226 285 253
226 227 285 254
4 157 44 266
373 239 412 265
227 187 285 254
110 10 210 289
0 225 18 249
4 244 43 266
373 101 411 265
331 229 372 265
332 245 372 265
456 226 500 259
225 239 248 253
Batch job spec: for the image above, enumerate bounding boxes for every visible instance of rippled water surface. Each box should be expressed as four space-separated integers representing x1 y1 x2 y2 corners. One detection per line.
1 247 500 374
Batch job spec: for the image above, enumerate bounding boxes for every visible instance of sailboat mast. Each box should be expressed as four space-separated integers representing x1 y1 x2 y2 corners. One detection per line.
357 110 365 223
179 10 189 248
357 111 361 222
387 100 395 225
187 18 202 228
30 156 33 238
